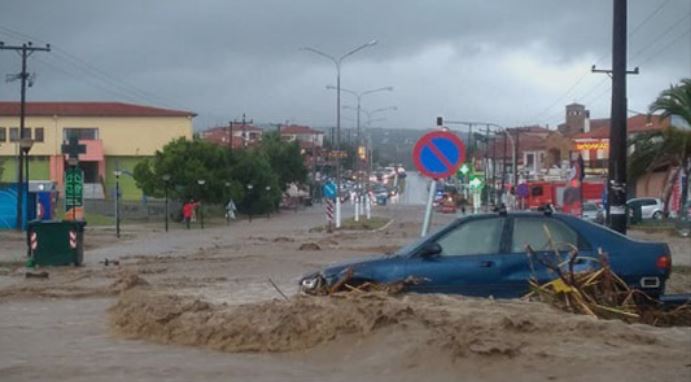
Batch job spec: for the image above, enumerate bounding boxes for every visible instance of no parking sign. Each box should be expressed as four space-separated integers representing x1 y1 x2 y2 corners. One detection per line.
412 130 466 237
412 131 466 179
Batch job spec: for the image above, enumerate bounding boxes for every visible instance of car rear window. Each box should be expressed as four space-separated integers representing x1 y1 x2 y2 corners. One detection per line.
511 217 578 252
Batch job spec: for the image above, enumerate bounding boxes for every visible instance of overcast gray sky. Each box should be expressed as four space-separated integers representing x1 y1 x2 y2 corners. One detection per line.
0 0 689 131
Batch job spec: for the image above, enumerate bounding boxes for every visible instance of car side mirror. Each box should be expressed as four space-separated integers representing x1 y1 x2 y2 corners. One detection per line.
420 242 442 258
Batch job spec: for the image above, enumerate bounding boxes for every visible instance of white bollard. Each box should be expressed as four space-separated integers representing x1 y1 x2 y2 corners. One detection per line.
366 194 372 219
336 198 341 228
354 195 360 222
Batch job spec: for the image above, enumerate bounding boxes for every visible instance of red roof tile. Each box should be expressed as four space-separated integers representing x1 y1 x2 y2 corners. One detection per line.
280 124 323 135
205 124 262 133
572 115 668 139
0 101 196 117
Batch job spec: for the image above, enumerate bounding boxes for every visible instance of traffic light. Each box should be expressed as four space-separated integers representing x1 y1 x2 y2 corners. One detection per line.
436 116 443 127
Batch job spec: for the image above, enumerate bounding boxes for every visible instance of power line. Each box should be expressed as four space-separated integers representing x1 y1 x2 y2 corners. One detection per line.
634 26 691 67
0 26 187 109
526 0 676 124
629 12 690 62
31 55 147 104
628 0 673 37
545 26 690 125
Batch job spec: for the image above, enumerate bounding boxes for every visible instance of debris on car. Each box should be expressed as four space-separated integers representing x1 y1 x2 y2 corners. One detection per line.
524 243 691 327
302 267 426 296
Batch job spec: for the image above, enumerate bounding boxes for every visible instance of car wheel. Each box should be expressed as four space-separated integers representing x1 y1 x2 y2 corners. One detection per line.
652 211 663 220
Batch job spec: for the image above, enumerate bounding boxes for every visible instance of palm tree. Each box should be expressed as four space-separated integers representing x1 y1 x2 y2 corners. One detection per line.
644 79 691 217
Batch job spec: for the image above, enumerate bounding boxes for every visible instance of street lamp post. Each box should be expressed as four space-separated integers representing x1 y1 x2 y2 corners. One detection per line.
197 179 205 229
265 186 272 219
114 169 122 238
327 85 394 219
359 106 397 213
18 138 33 230
302 40 377 228
162 174 171 232
247 184 254 222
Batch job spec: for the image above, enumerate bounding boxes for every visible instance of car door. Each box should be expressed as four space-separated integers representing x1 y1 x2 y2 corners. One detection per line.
495 216 595 298
640 199 656 218
405 216 507 296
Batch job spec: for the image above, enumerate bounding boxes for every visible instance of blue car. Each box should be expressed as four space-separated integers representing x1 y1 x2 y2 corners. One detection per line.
300 211 672 299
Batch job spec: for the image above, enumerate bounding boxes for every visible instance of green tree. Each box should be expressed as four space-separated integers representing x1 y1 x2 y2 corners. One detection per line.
230 150 281 214
631 79 691 215
259 132 307 190
133 137 244 204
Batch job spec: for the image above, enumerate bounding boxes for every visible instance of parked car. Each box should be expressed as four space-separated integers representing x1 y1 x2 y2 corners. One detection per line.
300 211 671 299
582 202 604 223
627 197 665 220
435 193 457 214
372 185 390 205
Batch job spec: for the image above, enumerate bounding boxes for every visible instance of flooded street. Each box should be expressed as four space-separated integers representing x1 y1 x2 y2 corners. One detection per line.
1 203 690 382
400 172 428 206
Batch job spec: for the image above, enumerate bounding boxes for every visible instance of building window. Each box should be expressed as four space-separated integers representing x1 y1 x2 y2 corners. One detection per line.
63 128 98 140
21 128 31 140
34 127 44 142
9 127 19 142
0 127 5 142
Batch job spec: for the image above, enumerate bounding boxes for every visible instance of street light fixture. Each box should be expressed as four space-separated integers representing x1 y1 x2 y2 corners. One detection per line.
162 174 171 232
197 179 205 229
114 169 122 238
302 39 378 228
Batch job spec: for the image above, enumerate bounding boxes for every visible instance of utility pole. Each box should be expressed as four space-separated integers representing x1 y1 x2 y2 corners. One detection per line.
502 133 508 202
491 133 497 205
0 41 51 231
593 0 639 234
228 113 252 150
513 129 519 187
227 121 233 151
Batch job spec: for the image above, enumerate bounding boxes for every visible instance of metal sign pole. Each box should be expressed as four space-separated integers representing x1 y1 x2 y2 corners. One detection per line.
421 180 437 237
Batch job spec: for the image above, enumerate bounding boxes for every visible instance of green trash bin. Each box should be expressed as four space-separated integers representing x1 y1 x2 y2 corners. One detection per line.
27 220 87 266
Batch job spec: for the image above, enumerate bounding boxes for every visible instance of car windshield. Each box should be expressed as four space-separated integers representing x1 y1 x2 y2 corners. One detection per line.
583 204 597 211
393 224 450 256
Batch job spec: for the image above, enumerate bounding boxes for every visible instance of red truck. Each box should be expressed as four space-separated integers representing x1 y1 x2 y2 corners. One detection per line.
522 181 605 214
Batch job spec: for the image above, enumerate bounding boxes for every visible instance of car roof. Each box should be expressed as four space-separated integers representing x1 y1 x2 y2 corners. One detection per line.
455 211 562 220
628 197 659 202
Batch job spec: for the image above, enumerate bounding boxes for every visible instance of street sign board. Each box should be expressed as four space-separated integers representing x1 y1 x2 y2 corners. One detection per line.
412 131 466 179
323 181 337 199
65 166 84 208
516 183 529 198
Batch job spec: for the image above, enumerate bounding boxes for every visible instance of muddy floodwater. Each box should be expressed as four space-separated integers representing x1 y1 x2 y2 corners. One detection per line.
1 196 690 382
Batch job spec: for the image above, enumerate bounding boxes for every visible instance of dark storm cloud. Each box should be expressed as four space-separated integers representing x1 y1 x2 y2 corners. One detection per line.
0 0 689 130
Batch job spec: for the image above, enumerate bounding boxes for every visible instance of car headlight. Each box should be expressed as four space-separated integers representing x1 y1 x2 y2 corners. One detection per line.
301 277 318 290
300 274 323 292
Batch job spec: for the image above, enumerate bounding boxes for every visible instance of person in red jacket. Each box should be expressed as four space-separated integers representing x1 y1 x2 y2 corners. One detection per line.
182 200 196 229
